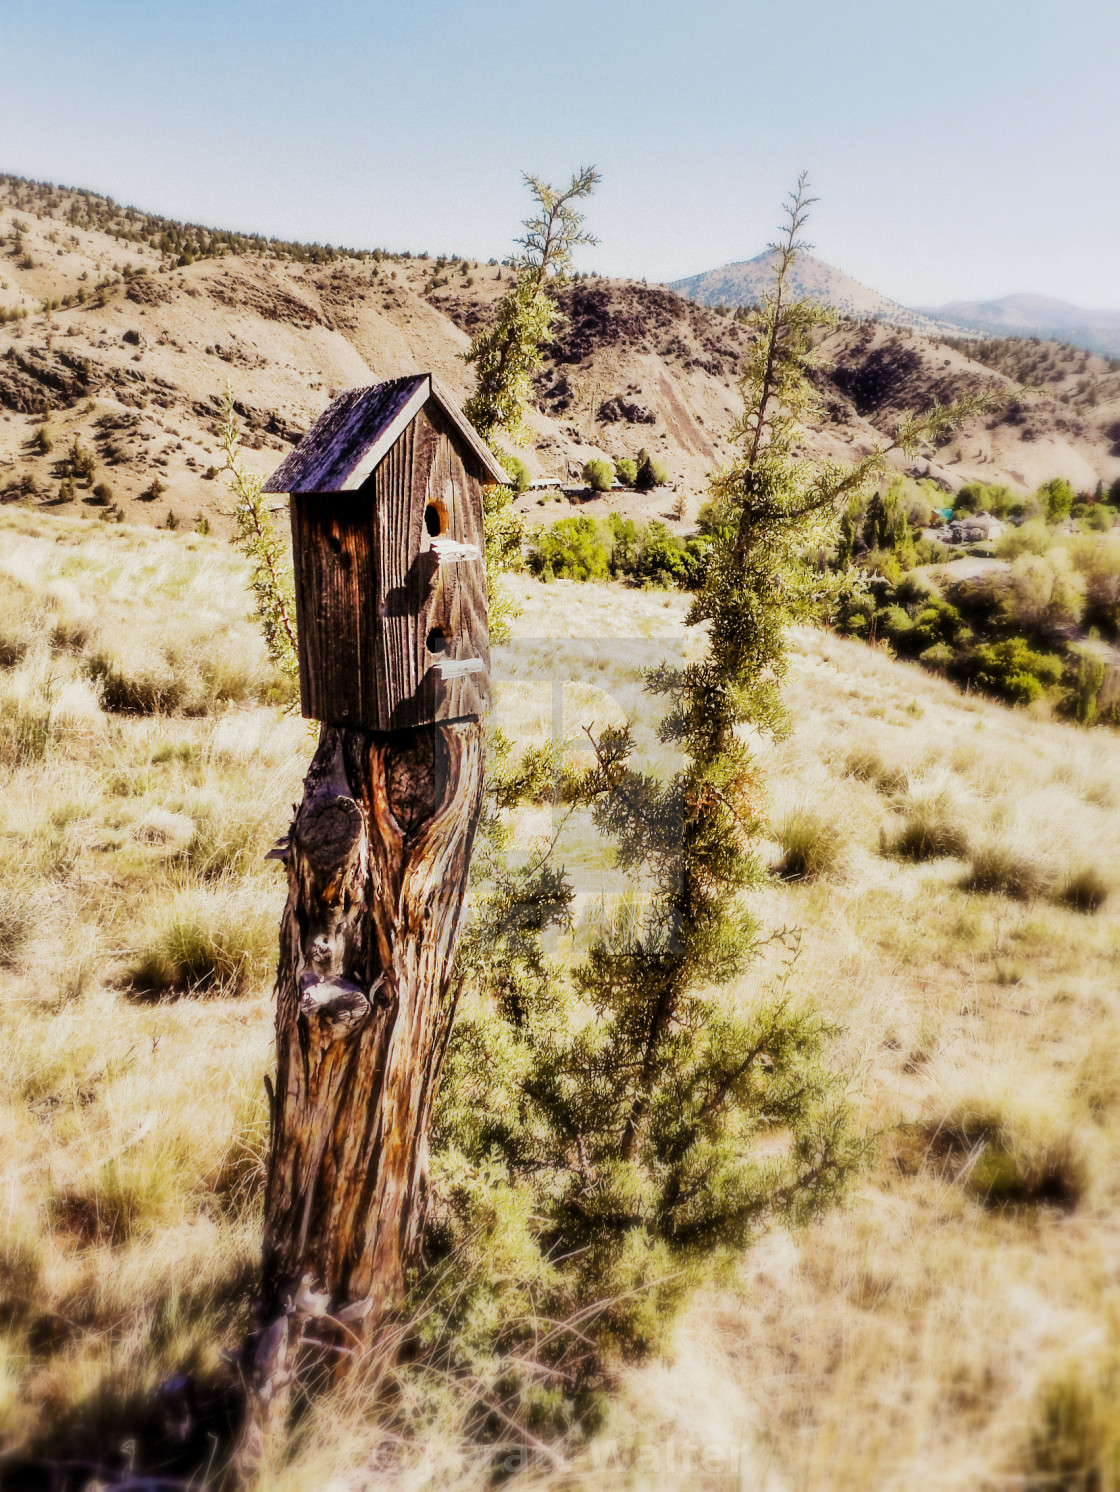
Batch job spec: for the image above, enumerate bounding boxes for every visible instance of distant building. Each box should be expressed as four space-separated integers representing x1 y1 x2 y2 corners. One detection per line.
949 512 1003 544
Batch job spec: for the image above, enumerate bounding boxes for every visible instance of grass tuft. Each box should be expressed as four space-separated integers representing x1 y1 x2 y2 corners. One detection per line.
882 787 969 861
125 880 277 997
840 743 908 794
1054 862 1110 914
774 808 846 880
927 1067 1085 1210
964 840 1051 900
1023 1353 1120 1491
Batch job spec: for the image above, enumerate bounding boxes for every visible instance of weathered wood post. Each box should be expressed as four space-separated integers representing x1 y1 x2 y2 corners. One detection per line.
243 374 503 1442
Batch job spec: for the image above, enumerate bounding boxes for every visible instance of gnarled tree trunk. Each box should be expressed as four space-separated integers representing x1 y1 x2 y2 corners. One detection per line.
241 718 483 1453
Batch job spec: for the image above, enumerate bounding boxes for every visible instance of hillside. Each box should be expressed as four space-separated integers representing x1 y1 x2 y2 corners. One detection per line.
0 174 1118 537
669 249 948 335
929 292 1120 359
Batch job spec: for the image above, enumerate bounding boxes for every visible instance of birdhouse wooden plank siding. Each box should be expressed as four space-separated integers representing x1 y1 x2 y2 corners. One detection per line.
264 374 505 731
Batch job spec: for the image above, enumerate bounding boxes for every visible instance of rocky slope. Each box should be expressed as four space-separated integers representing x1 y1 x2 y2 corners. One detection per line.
0 175 1117 536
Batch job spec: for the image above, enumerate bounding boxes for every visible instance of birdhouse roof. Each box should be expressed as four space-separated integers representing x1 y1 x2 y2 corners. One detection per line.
262 373 508 494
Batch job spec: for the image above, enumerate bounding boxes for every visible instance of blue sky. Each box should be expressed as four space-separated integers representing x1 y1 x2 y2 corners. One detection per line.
2 0 1117 307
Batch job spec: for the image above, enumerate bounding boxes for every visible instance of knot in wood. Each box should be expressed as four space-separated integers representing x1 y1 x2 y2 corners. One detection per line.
296 793 364 877
297 971 374 1039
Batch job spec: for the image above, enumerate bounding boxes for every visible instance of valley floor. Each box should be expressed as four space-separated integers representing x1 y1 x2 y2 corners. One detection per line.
1 520 1118 1488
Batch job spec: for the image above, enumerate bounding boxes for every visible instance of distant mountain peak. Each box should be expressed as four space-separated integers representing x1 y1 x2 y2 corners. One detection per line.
668 251 948 335
924 294 1120 357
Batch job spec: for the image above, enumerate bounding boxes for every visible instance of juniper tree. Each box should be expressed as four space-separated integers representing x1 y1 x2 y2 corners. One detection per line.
463 166 599 450
428 176 1000 1408
216 385 298 685
466 168 598 644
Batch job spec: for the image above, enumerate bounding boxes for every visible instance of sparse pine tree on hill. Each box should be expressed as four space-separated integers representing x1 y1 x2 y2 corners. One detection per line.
430 175 1003 1418
463 166 599 450
465 168 598 644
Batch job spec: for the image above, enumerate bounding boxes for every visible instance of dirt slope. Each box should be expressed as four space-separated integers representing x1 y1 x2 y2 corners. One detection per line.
0 175 1117 536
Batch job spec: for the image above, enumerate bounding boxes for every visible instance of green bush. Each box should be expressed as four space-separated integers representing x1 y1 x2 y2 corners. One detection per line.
614 457 638 487
634 520 689 587
919 641 955 672
528 516 611 581
634 452 667 491
527 515 708 588
879 603 915 648
963 638 1064 704
1079 503 1117 533
996 519 1052 559
582 459 614 493
952 482 1021 520
1037 477 1075 522
504 455 531 493
912 596 964 650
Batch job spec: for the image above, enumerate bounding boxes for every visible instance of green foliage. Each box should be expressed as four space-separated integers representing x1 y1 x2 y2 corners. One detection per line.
503 454 532 493
527 513 707 587
1070 534 1120 636
996 518 1052 559
60 437 96 486
582 458 614 493
964 637 1064 704
614 457 638 487
634 451 668 491
481 483 525 645
429 176 999 1412
216 387 298 687
1038 476 1076 522
1062 650 1107 725
33 425 52 455
530 515 611 580
952 481 1020 520
464 167 598 449
838 481 917 570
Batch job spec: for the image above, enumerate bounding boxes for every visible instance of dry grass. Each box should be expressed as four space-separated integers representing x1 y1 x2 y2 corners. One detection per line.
0 510 306 1477
4 543 1120 1489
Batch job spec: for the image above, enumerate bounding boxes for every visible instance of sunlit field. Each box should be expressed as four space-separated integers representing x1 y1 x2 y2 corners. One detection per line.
2 517 1119 1488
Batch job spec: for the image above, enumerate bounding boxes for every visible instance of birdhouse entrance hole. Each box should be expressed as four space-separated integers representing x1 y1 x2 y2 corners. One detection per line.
426 627 448 654
424 500 447 537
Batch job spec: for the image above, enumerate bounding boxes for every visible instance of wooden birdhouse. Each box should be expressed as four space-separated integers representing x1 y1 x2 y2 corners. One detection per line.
263 373 506 731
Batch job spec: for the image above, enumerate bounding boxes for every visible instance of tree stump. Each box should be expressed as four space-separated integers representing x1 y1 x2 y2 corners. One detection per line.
242 718 483 1451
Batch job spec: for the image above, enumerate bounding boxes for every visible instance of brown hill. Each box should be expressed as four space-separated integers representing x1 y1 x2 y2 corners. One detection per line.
0 175 1117 536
